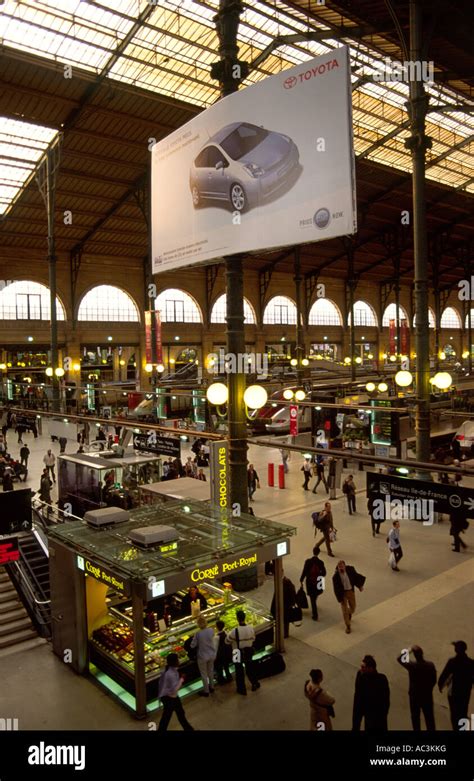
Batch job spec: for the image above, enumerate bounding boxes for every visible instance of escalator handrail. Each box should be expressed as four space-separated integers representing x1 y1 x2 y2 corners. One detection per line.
17 537 50 604
8 561 51 609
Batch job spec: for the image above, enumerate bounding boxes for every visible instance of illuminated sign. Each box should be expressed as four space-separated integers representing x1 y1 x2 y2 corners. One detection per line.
218 446 227 509
159 541 178 554
0 539 20 565
76 555 129 594
190 553 258 582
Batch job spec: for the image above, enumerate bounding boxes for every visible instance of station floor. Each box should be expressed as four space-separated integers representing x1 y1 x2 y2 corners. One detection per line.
2 426 474 731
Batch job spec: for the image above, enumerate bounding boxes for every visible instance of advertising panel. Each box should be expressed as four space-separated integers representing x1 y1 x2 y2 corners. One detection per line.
152 46 356 272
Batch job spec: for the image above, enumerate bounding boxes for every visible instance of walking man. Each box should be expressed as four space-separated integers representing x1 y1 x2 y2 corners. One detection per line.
43 449 56 483
20 443 30 469
300 545 326 621
388 520 403 571
312 455 329 494
157 653 194 732
247 464 260 501
301 458 312 491
280 448 290 474
226 610 260 695
343 474 357 514
314 501 335 557
352 655 390 732
438 641 474 730
332 560 365 634
397 646 437 731
450 509 468 552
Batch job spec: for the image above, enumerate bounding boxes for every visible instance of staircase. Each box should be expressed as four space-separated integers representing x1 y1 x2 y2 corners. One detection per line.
18 535 51 605
0 570 38 650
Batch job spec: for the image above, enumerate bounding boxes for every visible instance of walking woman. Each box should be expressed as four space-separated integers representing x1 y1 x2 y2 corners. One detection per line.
304 669 336 730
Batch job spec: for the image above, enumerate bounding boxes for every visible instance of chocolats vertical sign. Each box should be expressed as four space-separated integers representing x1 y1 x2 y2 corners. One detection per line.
210 440 229 509
152 46 356 272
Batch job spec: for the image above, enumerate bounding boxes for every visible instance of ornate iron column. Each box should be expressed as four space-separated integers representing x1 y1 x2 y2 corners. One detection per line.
405 0 432 464
212 0 250 514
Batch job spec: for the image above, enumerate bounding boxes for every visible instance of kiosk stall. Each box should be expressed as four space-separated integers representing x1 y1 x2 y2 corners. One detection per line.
47 500 296 717
58 452 162 516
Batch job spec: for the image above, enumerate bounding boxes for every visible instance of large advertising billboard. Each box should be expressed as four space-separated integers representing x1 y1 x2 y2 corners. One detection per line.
152 46 356 273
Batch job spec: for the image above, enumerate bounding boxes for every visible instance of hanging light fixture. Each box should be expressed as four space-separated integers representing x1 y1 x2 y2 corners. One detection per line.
395 370 413 387
206 382 228 405
243 385 268 410
378 382 388 393
283 388 294 400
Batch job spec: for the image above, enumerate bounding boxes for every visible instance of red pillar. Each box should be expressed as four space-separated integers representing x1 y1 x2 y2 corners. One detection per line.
278 464 285 489
268 463 274 487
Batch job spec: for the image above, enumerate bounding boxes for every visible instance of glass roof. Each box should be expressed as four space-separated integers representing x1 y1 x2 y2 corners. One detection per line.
0 117 59 215
0 0 473 194
48 499 297 583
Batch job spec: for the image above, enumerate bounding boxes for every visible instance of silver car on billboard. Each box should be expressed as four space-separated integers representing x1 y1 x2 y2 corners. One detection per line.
189 122 300 213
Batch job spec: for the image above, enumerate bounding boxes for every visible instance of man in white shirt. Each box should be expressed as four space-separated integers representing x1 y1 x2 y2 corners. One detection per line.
43 449 56 483
226 610 260 695
388 520 403 571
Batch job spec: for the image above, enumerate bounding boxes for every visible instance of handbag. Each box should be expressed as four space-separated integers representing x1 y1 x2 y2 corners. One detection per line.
388 551 396 568
316 690 335 718
289 604 303 625
296 586 309 609
329 527 337 543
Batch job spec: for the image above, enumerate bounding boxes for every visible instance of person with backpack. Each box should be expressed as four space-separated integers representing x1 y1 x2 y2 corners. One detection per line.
343 474 357 514
213 619 233 685
313 501 335 557
300 545 326 621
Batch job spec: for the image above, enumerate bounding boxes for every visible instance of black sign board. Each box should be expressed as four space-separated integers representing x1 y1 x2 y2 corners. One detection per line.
133 432 181 459
0 488 32 533
367 472 474 518
0 538 19 565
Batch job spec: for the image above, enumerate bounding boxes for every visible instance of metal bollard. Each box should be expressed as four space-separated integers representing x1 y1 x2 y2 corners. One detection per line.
268 462 274 487
278 464 285 489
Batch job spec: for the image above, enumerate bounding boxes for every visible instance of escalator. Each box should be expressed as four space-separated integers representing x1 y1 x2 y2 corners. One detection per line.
4 528 51 640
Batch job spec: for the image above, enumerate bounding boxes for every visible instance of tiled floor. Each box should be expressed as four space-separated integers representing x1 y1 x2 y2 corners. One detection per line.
1 425 473 731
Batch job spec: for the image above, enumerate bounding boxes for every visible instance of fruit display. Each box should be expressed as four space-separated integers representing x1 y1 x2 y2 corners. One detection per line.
90 584 272 679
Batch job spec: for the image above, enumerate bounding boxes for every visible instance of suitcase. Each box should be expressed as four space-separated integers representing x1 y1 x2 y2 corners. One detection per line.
254 652 286 680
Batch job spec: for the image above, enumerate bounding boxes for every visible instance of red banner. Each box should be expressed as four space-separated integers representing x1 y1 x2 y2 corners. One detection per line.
144 311 152 364
145 310 163 365
389 318 396 355
155 310 163 364
400 318 410 356
289 404 298 435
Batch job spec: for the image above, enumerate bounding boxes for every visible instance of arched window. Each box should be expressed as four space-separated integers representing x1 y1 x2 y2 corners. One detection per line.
0 280 65 320
441 307 462 328
155 288 202 323
382 303 409 327
465 310 474 328
210 293 256 324
308 298 342 326
78 285 139 322
413 308 435 328
263 295 297 325
348 300 378 327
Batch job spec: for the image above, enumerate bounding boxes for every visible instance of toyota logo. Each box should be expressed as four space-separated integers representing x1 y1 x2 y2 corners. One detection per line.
284 76 297 89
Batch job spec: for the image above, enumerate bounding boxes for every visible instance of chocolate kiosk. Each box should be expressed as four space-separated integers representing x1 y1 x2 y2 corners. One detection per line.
48 501 296 717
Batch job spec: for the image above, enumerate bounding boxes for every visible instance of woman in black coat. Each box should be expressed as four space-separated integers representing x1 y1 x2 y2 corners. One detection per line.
271 575 297 638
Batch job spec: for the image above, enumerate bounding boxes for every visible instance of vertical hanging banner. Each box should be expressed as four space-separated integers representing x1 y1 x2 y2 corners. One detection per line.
289 405 298 436
400 318 410 356
209 440 229 509
144 311 152 364
154 310 163 364
389 318 396 355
